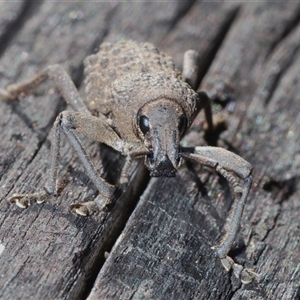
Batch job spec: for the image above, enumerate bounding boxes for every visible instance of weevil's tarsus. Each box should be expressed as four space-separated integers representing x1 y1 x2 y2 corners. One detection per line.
70 200 105 216
9 190 51 208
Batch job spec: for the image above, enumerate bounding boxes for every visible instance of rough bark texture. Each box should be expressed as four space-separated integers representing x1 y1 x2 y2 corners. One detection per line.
0 1 299 300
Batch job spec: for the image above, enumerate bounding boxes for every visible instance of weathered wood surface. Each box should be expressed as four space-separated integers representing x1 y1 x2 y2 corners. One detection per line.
0 1 299 300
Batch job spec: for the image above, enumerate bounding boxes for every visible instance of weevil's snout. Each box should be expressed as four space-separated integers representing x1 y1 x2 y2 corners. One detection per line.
135 99 187 177
147 153 178 177
146 128 181 177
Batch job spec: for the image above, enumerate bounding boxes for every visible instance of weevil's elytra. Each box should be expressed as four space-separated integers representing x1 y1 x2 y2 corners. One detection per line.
0 40 258 284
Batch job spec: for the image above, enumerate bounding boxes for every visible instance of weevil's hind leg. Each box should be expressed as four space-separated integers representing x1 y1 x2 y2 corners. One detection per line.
182 49 214 131
197 91 214 133
0 64 90 114
198 90 227 145
182 50 200 90
182 50 213 131
182 50 226 144
181 147 260 283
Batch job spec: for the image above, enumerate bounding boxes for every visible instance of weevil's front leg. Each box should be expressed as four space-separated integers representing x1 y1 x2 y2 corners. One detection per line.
0 64 90 114
182 146 259 284
9 111 131 216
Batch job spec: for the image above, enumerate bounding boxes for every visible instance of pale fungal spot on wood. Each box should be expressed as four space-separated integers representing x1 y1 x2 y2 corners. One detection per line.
0 243 5 256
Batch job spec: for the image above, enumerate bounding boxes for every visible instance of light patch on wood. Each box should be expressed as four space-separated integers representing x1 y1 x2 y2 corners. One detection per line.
0 242 5 256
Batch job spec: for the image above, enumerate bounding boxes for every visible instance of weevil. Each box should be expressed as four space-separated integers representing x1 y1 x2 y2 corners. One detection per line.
0 40 258 283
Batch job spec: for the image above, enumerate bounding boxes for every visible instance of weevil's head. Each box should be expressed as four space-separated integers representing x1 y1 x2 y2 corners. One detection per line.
135 98 188 177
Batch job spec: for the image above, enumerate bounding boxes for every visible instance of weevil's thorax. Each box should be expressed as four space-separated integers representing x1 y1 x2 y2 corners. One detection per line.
83 40 199 142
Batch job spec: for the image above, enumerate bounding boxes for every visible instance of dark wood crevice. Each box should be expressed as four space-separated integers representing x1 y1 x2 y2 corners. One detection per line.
0 1 43 57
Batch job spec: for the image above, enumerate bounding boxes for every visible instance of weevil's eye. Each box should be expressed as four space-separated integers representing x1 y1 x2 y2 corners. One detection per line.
178 115 187 136
139 115 150 134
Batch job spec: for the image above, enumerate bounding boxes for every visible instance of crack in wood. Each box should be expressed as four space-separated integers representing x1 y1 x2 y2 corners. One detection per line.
0 1 43 57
